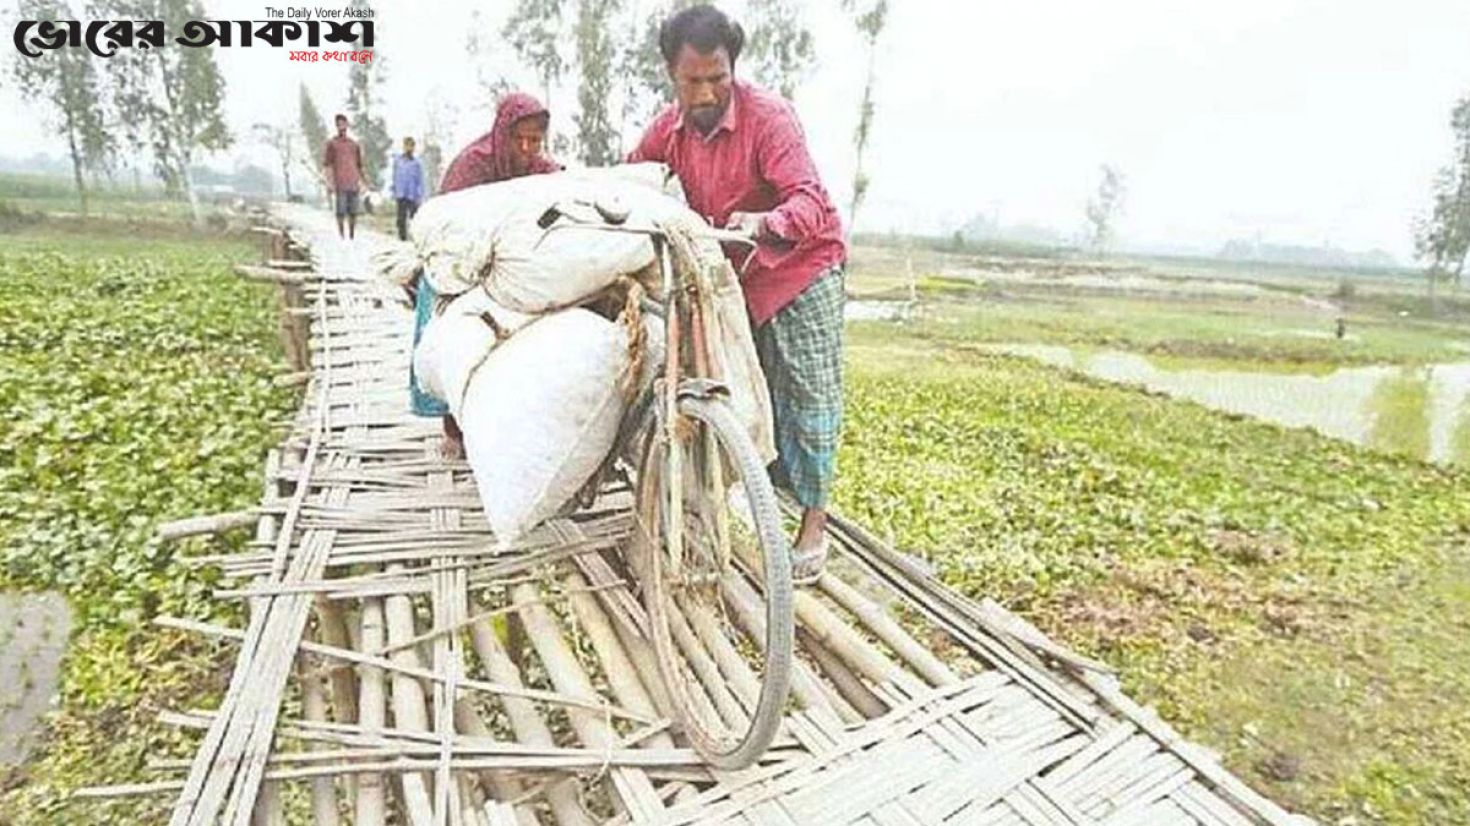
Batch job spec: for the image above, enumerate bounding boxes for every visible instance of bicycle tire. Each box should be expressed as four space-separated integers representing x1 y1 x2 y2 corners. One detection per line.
632 393 793 769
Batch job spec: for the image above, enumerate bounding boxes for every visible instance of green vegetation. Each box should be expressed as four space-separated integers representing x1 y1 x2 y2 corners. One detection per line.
836 331 1470 823
902 297 1468 367
0 172 195 222
0 216 294 823
1 195 1466 826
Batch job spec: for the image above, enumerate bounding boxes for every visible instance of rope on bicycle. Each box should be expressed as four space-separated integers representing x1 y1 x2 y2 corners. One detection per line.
615 275 646 404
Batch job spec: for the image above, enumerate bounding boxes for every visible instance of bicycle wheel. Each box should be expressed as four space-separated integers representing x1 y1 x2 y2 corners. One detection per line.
631 393 793 769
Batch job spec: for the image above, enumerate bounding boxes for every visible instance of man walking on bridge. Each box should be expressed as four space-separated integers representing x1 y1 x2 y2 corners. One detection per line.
322 114 364 240
628 4 847 583
392 136 425 241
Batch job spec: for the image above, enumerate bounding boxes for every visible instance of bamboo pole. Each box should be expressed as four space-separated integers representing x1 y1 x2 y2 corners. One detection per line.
790 585 925 696
818 573 959 687
154 616 646 719
300 659 341 825
235 264 309 285
384 565 435 826
314 596 360 723
356 599 388 826
720 573 860 726
158 510 260 543
509 582 665 822
465 613 594 826
563 572 676 745
794 627 886 719
452 701 541 826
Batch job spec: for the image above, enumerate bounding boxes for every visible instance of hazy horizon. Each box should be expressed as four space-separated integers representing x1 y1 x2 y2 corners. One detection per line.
3 0 1469 262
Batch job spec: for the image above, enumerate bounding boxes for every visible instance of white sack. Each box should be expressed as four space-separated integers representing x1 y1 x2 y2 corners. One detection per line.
460 308 636 546
407 164 686 310
412 288 538 416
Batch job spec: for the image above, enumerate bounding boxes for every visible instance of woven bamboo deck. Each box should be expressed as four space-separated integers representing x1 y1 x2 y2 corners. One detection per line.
87 207 1313 825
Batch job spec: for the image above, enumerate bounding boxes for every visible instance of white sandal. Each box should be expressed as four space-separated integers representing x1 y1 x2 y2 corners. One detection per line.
791 535 828 586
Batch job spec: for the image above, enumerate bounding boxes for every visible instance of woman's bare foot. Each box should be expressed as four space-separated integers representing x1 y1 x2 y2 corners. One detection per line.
441 415 465 460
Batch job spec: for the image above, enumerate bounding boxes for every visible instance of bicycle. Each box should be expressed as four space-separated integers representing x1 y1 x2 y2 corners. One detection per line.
537 201 794 769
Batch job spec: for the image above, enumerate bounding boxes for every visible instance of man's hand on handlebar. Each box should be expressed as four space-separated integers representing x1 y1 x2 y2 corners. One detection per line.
724 211 768 241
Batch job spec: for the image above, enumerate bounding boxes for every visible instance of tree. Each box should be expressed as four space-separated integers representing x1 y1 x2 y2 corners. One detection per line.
345 0 391 191
297 83 329 195
464 9 514 129
252 122 296 200
841 0 888 227
618 8 674 136
1413 94 1470 305
1084 164 1126 254
420 96 461 195
12 0 113 215
502 0 567 106
745 0 815 100
507 0 817 165
573 0 623 166
104 0 230 226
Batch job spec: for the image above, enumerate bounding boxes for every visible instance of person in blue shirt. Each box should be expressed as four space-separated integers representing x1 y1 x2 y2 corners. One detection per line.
391 136 426 241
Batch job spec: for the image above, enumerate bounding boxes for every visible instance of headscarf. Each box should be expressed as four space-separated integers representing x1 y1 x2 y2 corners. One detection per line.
440 92 559 193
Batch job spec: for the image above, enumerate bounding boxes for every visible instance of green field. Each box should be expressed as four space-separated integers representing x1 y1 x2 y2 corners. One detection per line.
0 211 294 823
848 243 1470 368
837 334 1470 822
1 184 1467 823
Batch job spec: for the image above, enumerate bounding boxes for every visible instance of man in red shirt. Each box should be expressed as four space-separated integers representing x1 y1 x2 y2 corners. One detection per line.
323 113 364 240
629 4 847 583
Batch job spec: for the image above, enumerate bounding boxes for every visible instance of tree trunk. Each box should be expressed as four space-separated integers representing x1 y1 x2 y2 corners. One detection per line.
152 50 203 228
848 38 878 227
64 116 89 217
180 155 203 228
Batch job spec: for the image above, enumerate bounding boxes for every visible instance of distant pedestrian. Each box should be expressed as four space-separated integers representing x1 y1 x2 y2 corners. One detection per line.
1336 317 1346 340
322 113 363 240
392 136 425 242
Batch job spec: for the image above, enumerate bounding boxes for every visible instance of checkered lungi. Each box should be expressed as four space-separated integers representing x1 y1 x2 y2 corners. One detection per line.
753 265 845 510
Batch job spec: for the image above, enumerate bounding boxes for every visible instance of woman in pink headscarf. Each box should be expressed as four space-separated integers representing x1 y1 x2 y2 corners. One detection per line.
440 92 561 192
411 92 561 459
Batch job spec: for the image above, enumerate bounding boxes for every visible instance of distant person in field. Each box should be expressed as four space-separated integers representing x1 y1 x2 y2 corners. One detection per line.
322 113 363 240
628 4 847 584
408 93 560 460
392 136 425 241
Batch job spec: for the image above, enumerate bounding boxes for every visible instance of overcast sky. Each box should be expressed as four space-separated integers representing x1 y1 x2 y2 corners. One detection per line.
4 0 1470 260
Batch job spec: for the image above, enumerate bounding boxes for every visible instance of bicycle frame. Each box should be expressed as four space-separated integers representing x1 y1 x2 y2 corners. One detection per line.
537 213 755 582
536 211 794 768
